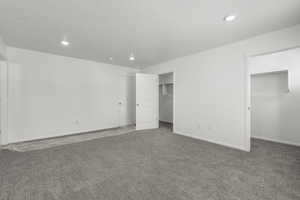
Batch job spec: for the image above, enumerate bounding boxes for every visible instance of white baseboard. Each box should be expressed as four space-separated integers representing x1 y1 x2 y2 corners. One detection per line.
4 124 135 146
175 131 249 152
251 136 300 147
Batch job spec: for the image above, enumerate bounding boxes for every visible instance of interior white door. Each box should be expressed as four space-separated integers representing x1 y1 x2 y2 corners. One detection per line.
136 73 159 130
118 74 135 127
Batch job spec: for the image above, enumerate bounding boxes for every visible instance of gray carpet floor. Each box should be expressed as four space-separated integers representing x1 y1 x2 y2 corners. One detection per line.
0 128 299 200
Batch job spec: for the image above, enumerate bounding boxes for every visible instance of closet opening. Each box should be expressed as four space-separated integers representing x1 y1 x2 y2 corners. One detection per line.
247 47 300 150
158 72 174 132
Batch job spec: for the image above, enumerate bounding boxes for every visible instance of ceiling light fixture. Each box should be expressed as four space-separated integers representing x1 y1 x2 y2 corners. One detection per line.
61 39 69 46
109 57 113 61
224 14 237 22
129 53 135 61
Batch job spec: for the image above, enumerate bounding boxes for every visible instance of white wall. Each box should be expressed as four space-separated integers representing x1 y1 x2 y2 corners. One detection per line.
0 35 7 145
142 24 300 151
159 73 173 123
0 36 6 60
250 48 300 146
3 47 138 144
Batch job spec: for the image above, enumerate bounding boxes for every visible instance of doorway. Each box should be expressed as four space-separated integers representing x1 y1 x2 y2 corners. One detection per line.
135 72 175 131
247 47 300 149
158 72 174 131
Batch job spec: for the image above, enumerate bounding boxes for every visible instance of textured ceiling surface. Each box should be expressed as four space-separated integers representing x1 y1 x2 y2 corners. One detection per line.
0 0 300 68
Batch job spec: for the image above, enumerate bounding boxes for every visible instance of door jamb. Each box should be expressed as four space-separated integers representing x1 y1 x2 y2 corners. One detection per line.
0 61 9 145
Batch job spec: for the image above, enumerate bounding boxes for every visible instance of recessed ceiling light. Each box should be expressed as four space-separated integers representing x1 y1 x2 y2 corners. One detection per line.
61 40 69 46
129 53 135 61
224 14 237 22
109 57 113 61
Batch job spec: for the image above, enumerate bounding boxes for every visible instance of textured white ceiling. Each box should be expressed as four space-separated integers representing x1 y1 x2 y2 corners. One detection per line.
0 0 300 68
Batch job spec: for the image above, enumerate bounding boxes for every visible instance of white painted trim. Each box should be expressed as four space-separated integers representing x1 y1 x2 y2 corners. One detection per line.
173 71 176 132
0 61 9 145
175 131 249 152
252 136 300 147
244 55 251 152
6 123 136 145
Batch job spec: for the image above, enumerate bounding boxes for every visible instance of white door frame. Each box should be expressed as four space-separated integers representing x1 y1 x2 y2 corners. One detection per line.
244 45 300 152
0 61 9 145
158 71 176 132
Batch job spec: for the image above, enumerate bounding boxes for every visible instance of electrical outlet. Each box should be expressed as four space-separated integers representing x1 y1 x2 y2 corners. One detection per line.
197 123 202 132
207 125 214 132
197 123 201 129
75 120 79 125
